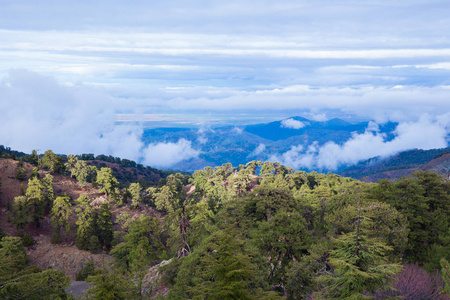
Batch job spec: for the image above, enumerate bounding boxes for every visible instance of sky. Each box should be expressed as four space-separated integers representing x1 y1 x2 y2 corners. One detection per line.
0 1 450 169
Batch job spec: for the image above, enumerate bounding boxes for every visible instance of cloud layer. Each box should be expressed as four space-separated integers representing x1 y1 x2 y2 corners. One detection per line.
270 116 450 171
0 70 200 167
1 2 450 170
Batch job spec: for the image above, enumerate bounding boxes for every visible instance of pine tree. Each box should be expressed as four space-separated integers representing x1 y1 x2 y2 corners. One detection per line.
128 182 142 209
64 154 77 177
72 160 90 187
28 149 39 166
0 236 69 299
25 177 44 227
110 215 162 271
96 167 118 200
50 196 72 242
12 196 30 234
41 150 63 173
41 174 54 210
75 195 94 250
97 202 113 249
85 267 133 300
15 160 27 181
317 199 402 299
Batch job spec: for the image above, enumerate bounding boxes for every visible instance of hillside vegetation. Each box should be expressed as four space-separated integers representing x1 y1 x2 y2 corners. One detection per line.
0 148 449 299
339 147 450 181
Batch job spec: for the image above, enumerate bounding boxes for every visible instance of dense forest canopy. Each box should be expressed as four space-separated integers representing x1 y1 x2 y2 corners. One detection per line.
0 147 449 299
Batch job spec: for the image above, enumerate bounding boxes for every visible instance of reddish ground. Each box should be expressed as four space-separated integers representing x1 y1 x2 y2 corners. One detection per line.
0 158 160 280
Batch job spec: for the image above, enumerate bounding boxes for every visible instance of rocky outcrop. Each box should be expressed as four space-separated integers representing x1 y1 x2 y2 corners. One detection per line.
141 259 173 299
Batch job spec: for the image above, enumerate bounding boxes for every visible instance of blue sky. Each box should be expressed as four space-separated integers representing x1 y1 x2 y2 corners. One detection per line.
1 1 449 168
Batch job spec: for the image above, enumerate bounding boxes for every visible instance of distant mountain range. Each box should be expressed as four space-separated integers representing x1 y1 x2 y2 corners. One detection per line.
338 147 450 182
142 116 400 171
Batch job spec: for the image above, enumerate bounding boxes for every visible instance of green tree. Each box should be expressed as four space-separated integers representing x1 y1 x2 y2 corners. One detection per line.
50 196 72 242
0 237 28 274
96 167 119 200
72 159 90 187
85 267 133 300
317 200 402 299
15 160 27 181
96 202 113 249
28 149 39 166
41 174 54 210
254 210 312 289
30 167 39 179
371 171 450 269
25 177 44 227
155 173 192 257
64 154 78 177
110 215 163 272
260 161 275 177
129 182 142 209
11 196 30 234
0 237 70 299
168 228 281 300
75 195 95 250
41 150 63 173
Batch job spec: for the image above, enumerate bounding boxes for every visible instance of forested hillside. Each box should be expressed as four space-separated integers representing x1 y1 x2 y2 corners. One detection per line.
0 148 449 299
339 147 450 181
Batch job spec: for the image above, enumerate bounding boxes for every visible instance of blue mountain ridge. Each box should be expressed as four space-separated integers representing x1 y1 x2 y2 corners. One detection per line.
141 116 399 172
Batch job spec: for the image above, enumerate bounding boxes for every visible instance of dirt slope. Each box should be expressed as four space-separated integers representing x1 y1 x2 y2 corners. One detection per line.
0 157 160 280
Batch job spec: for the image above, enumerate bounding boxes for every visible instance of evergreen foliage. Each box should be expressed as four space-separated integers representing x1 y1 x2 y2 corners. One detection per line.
75 195 95 250
0 236 70 299
96 167 119 201
41 149 64 173
15 160 27 181
110 215 163 271
371 171 450 270
85 267 134 300
2 151 450 298
96 202 114 249
51 195 73 242
128 182 142 208
12 196 30 233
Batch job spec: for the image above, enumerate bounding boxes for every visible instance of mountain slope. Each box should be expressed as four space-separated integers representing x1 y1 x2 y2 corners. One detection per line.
142 116 400 171
338 147 450 182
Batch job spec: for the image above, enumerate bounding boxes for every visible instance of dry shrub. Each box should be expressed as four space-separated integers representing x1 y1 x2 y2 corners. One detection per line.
373 263 449 300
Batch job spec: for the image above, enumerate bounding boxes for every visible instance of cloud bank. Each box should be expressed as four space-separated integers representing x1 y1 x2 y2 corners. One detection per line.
270 116 450 171
142 139 200 168
0 70 200 168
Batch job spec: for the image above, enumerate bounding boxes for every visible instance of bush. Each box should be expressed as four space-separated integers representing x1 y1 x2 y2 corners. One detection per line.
22 233 34 247
51 228 61 244
89 235 101 253
76 261 96 281
373 263 447 300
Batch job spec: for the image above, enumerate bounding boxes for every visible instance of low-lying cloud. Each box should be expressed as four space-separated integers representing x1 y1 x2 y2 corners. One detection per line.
142 139 200 168
248 143 266 157
281 118 308 129
0 69 200 168
270 116 450 171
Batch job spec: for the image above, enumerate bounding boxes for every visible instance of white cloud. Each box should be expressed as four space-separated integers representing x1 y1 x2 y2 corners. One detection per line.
142 139 200 168
270 116 449 171
0 70 199 168
281 118 308 129
248 143 266 157
232 127 243 134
